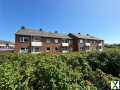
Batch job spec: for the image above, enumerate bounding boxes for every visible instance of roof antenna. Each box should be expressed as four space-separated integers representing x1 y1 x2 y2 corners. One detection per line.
86 34 90 36
39 28 43 31
54 30 58 33
21 26 25 29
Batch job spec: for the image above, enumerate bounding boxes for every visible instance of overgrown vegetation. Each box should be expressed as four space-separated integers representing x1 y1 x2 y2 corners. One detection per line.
0 49 120 90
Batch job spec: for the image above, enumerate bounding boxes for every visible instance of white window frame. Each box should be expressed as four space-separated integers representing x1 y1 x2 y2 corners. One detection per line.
54 39 59 43
80 47 83 51
20 37 29 42
32 47 41 52
20 48 28 53
62 39 68 43
69 40 73 44
80 39 83 43
46 39 52 43
33 37 41 42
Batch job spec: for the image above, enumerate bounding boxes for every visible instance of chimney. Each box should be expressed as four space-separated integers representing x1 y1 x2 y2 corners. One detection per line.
78 33 81 35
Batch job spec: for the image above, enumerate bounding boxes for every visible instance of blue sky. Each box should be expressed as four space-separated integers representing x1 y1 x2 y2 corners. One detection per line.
0 0 120 44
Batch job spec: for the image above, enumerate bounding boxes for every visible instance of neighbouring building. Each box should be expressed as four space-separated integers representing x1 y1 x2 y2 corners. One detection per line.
15 27 104 53
0 40 15 52
68 33 104 52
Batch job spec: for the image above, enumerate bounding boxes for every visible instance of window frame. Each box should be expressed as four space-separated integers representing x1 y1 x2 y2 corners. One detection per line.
32 47 41 52
20 48 28 53
54 39 59 44
33 37 41 42
46 39 52 43
20 36 29 42
80 39 84 44
62 39 68 43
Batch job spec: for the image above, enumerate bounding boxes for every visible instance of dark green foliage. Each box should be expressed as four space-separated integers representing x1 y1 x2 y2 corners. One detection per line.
0 49 120 90
88 49 120 77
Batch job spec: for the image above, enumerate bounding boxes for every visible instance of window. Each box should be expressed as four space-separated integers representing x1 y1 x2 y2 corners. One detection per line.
54 39 59 43
62 39 68 43
69 40 73 44
32 47 40 52
47 47 50 50
20 48 28 53
46 39 52 43
70 47 73 51
62 47 68 50
86 46 89 50
94 41 96 44
80 39 83 43
55 47 59 51
33 37 41 42
46 47 50 52
91 41 95 44
86 40 90 43
99 40 102 43
20 37 29 42
6 43 9 48
91 41 94 44
99 46 102 49
80 47 84 51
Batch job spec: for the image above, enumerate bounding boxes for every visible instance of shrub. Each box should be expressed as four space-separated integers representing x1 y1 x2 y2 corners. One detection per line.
0 50 120 90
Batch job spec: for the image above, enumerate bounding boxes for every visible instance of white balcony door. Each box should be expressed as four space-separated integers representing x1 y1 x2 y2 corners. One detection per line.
32 47 41 53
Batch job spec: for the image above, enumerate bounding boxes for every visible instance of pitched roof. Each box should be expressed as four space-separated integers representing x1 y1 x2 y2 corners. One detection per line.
16 28 71 39
69 33 103 40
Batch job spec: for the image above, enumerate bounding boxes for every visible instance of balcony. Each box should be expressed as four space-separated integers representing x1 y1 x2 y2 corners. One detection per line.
85 43 90 46
62 43 69 46
31 42 42 46
98 43 102 46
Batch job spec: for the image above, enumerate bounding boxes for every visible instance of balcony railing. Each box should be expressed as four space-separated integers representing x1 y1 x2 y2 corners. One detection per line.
31 42 43 46
62 43 69 46
98 43 102 46
85 43 90 46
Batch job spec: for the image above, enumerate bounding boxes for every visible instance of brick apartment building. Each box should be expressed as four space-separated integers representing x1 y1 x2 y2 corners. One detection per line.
15 27 104 53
